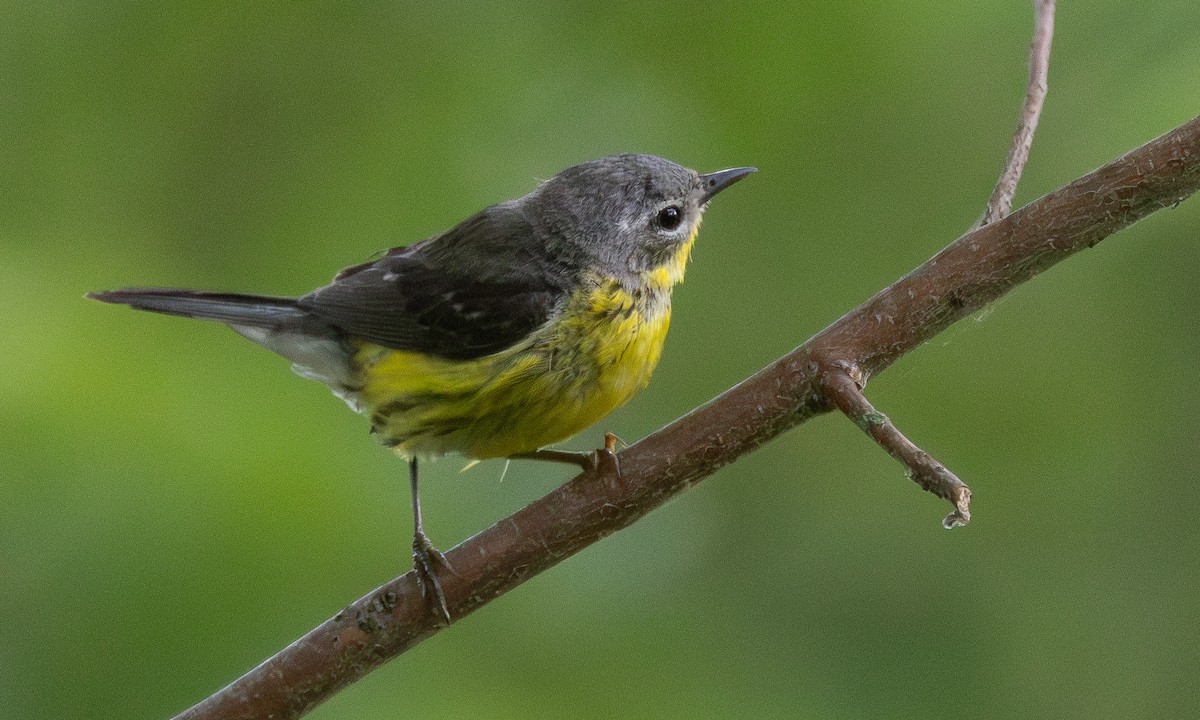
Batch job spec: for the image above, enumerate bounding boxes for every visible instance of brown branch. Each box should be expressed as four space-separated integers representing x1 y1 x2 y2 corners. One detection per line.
173 114 1200 720
820 1 1054 526
980 0 1056 226
821 367 971 528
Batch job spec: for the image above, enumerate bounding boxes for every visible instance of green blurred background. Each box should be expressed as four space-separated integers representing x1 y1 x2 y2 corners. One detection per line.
3 2 1199 718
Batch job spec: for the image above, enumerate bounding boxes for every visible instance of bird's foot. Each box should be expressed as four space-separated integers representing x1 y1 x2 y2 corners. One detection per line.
509 432 624 476
412 531 453 624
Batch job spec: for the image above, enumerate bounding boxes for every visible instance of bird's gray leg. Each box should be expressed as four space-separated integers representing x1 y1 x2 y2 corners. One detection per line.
409 457 452 623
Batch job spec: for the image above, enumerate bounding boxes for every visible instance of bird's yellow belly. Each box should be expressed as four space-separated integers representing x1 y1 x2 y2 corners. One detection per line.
353 281 671 460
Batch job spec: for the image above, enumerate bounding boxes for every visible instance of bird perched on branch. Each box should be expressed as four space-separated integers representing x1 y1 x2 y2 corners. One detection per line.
90 153 755 620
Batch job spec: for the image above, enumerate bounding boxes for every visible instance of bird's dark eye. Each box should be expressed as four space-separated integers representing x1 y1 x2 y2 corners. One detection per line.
657 206 682 230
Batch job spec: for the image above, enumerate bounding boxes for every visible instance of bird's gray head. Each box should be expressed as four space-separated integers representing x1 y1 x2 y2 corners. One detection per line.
523 154 755 282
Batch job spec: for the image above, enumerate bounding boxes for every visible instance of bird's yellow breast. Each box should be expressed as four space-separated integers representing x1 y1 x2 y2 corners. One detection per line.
351 278 670 459
352 229 696 460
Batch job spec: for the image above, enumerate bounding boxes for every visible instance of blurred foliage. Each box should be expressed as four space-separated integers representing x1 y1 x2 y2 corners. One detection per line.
3 2 1200 718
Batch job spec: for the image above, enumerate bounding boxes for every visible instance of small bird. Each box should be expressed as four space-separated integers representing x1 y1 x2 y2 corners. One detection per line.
89 154 754 620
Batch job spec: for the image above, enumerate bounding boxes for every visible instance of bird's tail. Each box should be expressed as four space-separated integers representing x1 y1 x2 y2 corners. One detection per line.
87 287 360 397
86 288 307 328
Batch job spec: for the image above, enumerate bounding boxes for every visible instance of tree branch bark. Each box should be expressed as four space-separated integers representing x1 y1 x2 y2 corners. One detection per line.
172 112 1200 720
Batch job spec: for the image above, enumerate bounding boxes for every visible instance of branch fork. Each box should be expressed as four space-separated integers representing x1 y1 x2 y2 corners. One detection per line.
816 0 1053 528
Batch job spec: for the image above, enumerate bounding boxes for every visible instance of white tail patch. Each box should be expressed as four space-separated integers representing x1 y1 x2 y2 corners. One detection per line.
229 324 362 411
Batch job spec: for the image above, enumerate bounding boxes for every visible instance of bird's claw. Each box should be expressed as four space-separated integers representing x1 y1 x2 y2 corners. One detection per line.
412 531 453 624
592 432 623 477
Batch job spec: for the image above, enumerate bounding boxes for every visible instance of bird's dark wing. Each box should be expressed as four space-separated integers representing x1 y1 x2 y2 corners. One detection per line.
297 205 567 361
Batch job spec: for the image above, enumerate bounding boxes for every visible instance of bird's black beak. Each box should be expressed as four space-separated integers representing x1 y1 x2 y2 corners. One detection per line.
698 166 757 204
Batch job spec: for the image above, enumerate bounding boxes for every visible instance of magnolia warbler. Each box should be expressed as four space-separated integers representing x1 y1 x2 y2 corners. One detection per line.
89 154 754 619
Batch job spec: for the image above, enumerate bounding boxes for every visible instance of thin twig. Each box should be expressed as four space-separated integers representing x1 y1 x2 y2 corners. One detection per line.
979 0 1056 226
820 367 971 528
820 0 1054 522
173 114 1200 720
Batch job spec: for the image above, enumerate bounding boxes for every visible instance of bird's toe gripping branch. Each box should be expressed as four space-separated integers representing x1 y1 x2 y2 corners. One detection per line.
509 432 624 477
819 366 972 528
412 531 454 624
